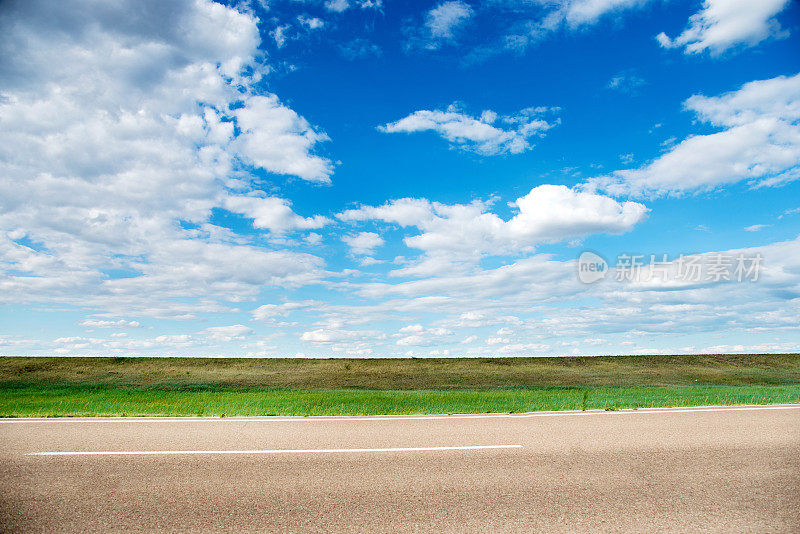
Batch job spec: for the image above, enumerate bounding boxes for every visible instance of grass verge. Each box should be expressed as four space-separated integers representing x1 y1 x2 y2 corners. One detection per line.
1 384 798 417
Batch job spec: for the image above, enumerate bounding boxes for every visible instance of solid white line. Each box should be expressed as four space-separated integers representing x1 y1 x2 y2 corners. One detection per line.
26 444 523 457
2 404 799 423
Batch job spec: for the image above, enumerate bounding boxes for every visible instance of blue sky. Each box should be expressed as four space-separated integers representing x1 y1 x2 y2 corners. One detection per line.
1 0 799 357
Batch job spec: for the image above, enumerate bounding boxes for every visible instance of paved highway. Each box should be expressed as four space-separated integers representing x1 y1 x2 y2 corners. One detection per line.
1 405 799 532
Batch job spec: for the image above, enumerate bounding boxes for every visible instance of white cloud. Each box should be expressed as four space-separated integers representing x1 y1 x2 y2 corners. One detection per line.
14 233 800 357
504 185 648 243
358 256 383 267
298 16 325 30
395 324 452 346
589 73 800 197
656 0 791 55
339 198 435 227
466 0 655 61
406 1 474 51
3 0 799 359
0 0 332 317
232 95 333 183
223 195 330 233
343 232 385 256
339 185 647 267
49 333 205 355
779 207 800 219
305 233 324 245
322 0 380 14
252 301 314 322
607 71 645 94
699 342 800 354
271 24 291 48
379 104 559 155
684 73 800 127
324 0 350 13
744 224 770 232
426 1 473 40
300 328 385 343
78 319 141 329
493 342 550 355
562 0 650 28
101 240 326 304
203 324 253 342
345 235 800 355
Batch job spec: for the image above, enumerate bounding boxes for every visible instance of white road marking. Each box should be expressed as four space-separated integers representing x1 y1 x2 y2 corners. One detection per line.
26 444 523 456
1 404 799 423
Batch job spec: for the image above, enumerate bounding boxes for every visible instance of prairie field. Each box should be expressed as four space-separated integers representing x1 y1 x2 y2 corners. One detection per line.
1 354 798 417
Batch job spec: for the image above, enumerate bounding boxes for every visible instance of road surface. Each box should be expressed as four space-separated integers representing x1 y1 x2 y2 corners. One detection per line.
1 405 799 532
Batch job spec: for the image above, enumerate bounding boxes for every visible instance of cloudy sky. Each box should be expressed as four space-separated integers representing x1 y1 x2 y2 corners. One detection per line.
1 0 799 357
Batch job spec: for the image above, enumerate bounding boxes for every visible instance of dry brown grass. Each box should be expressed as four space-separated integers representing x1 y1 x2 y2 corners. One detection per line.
2 354 799 390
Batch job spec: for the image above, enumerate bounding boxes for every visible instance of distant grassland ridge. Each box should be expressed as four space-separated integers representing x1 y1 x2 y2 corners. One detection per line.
2 354 799 390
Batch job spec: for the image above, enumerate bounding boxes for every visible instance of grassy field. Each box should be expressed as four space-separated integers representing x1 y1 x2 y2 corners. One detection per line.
1 354 798 417
2 384 799 417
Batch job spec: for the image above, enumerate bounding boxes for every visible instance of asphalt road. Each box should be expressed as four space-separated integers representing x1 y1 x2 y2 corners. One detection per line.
1 405 799 533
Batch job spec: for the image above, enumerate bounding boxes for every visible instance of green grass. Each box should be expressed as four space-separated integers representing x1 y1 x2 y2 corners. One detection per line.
1 355 798 417
1 384 798 417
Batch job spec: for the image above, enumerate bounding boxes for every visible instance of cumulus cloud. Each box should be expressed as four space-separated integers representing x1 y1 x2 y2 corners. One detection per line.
343 232 385 256
0 0 332 317
395 324 453 346
202 324 253 342
589 73 800 197
300 328 385 343
223 195 330 233
339 185 648 272
252 301 314 322
504 185 649 242
656 0 791 55
379 104 559 155
232 95 333 182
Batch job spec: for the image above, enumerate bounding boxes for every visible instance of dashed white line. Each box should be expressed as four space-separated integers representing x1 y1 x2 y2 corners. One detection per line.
26 444 524 456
